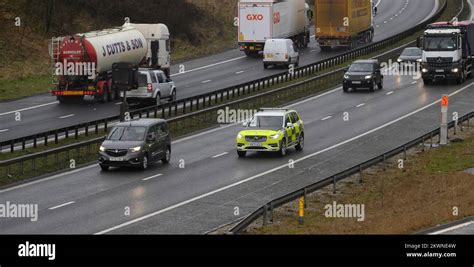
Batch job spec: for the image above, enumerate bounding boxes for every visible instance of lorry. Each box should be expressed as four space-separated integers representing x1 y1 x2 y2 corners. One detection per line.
419 19 474 85
238 0 313 56
50 22 170 103
315 0 374 51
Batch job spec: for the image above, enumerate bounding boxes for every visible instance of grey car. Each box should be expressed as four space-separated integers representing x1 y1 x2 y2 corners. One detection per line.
98 119 171 171
397 47 422 70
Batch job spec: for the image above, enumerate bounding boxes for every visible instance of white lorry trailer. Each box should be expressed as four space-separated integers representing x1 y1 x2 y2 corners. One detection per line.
238 0 312 56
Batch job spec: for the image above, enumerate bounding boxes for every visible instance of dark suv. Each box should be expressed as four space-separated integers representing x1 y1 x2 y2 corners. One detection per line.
343 59 384 92
98 119 171 171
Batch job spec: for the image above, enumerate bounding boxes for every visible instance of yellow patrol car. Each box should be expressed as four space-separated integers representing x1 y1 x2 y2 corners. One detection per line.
236 108 304 157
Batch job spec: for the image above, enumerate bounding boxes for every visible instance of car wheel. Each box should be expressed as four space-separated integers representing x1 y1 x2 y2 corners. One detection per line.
295 133 304 151
423 78 431 85
343 86 349 93
237 151 246 158
279 139 287 157
171 90 177 102
141 154 149 170
369 80 376 92
162 146 171 164
155 94 161 106
263 63 268 69
100 164 109 171
295 57 299 67
378 77 383 90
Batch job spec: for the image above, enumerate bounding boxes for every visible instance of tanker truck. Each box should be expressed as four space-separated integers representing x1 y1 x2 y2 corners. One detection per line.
50 23 170 103
419 19 474 85
315 0 374 51
238 0 313 56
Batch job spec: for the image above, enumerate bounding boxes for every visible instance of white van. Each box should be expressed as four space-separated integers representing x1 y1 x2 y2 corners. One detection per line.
263 39 299 69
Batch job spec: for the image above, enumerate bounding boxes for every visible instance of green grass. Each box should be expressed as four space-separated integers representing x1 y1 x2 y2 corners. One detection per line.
0 75 51 102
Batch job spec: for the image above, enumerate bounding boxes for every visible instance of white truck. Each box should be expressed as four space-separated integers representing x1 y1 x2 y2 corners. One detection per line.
238 0 313 56
420 19 474 85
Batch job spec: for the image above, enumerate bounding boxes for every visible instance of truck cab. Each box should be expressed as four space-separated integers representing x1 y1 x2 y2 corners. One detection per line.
419 20 474 84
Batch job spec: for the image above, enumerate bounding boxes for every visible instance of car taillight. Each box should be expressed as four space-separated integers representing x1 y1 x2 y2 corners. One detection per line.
147 83 153 92
285 53 288 59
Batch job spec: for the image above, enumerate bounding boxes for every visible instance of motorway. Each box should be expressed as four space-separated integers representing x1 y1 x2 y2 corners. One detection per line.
2 0 465 234
3 50 474 233
0 0 438 142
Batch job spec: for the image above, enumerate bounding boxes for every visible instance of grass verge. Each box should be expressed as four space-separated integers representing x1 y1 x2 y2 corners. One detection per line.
246 122 474 234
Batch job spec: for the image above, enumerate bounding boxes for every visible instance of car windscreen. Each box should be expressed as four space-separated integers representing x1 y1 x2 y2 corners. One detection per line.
423 36 457 51
249 116 283 128
137 73 148 87
107 126 146 141
401 48 422 56
348 63 374 72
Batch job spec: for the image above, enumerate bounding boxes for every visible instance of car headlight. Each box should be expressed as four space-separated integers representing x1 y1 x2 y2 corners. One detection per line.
129 146 142 153
344 74 349 79
422 68 428 73
397 59 402 62
269 134 281 139
237 133 243 139
365 75 373 79
416 58 422 62
452 68 459 73
99 146 106 152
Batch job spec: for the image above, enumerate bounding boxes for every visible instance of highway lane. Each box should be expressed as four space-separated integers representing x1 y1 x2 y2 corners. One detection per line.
0 62 469 233
0 0 438 142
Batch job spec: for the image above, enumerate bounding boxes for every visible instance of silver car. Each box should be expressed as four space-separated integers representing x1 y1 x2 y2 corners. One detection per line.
121 69 177 106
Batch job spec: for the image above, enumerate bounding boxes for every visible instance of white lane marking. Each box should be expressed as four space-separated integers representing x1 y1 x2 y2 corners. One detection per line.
0 129 9 133
321 116 332 121
384 21 388 24
170 56 247 77
48 201 75 210
310 49 317 52
115 102 123 105
212 152 229 158
235 71 245 74
386 91 394 95
0 101 58 117
429 221 474 235
142 174 162 181
356 103 366 108
375 0 382 7
411 81 418 84
95 83 474 235
59 114 75 119
201 80 212 84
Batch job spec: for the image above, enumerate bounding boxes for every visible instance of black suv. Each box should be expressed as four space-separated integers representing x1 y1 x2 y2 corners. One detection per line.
343 59 384 92
98 119 171 171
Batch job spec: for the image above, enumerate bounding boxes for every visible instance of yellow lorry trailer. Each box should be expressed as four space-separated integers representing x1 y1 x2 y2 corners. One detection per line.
315 0 374 51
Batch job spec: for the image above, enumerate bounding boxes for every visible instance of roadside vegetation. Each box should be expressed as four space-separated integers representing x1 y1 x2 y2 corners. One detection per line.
0 0 238 101
247 122 474 234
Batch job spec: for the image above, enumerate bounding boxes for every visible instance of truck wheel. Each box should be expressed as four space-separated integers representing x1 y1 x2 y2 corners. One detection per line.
237 151 246 158
263 63 269 69
456 71 465 84
100 86 109 103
